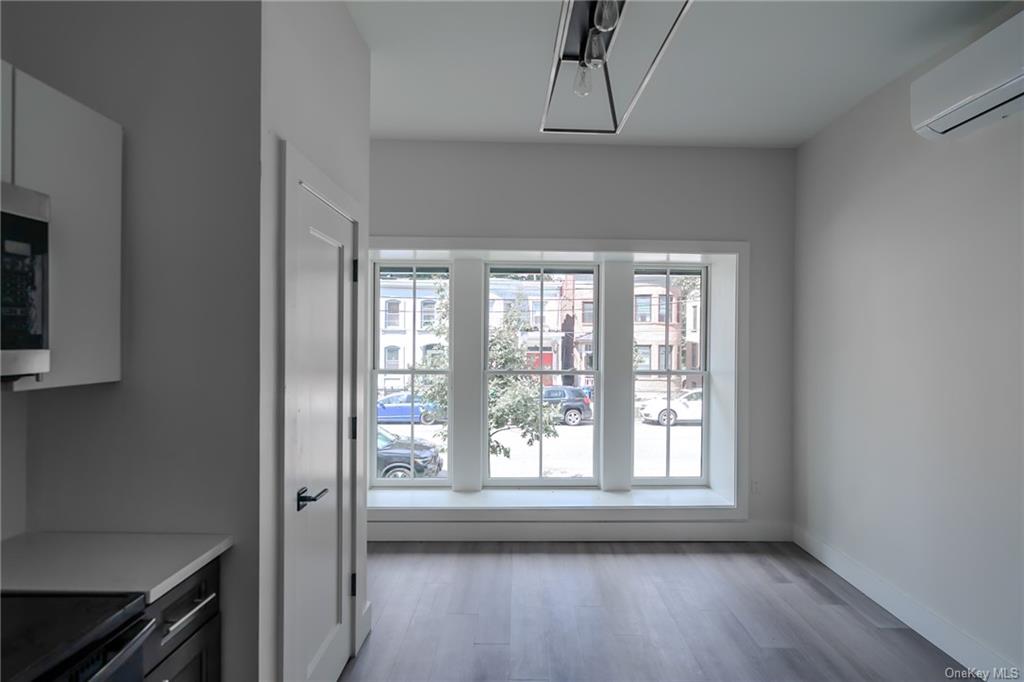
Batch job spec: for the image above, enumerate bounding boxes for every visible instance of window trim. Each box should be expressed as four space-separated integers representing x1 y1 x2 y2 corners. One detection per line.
372 262 453 488
484 262 599 487
367 237 746 522
631 266 710 486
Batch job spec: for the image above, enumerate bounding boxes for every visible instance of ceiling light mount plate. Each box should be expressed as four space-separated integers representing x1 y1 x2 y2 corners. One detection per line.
540 0 694 135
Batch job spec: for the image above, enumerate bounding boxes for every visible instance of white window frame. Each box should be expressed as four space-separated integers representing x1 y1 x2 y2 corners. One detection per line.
371 262 452 487
483 263 599 487
631 266 710 486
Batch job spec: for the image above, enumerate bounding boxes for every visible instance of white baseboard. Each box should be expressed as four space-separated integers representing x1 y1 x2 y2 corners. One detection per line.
368 519 791 542
793 526 1020 673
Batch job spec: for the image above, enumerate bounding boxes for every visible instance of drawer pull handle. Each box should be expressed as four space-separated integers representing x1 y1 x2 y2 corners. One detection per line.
164 592 217 640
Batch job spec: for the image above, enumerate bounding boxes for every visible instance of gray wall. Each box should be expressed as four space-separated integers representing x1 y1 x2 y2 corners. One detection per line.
1 3 262 679
1 393 28 539
794 24 1024 669
259 2 370 676
370 140 796 537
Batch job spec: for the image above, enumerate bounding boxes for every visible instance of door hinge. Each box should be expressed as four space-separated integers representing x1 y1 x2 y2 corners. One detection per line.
349 416 357 440
353 258 358 283
350 573 357 597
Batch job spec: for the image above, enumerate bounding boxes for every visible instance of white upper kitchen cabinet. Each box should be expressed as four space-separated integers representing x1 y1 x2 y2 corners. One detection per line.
6 64 123 390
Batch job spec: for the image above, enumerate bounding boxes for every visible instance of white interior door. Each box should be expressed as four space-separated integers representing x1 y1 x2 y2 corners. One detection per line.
282 143 356 682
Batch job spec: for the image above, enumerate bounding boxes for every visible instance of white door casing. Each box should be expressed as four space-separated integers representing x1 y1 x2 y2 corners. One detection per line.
282 142 359 682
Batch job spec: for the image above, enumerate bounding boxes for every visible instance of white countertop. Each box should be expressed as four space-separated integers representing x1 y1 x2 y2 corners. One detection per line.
1 532 233 603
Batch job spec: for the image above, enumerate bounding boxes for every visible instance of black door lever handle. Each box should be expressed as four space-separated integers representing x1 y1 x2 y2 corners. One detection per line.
297 486 329 511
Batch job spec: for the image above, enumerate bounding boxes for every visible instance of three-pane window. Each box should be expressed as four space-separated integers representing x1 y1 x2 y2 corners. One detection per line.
371 261 710 488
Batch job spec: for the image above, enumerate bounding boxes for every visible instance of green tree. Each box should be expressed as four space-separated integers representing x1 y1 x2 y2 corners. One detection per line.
417 286 560 459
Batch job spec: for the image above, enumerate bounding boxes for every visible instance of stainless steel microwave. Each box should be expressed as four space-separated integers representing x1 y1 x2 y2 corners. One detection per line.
1 182 50 380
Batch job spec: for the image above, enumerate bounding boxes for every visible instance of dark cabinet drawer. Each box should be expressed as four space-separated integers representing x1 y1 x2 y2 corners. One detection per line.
143 559 219 674
144 613 220 682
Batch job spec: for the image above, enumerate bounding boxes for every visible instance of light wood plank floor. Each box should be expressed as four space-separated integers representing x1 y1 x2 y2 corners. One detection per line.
341 542 960 682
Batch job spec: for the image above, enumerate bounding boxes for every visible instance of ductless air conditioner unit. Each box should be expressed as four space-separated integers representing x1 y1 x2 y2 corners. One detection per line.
911 11 1024 139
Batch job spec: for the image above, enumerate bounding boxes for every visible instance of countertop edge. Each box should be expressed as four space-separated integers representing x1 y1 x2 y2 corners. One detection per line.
146 535 234 602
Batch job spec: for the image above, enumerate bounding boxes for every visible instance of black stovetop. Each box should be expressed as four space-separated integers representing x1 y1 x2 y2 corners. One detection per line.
1 592 145 682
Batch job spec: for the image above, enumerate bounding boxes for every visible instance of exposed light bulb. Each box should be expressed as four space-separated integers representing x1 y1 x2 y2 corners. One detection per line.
594 0 620 32
584 28 607 69
573 63 592 97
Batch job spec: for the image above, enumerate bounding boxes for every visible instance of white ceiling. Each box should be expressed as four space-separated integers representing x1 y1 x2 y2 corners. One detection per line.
349 1 1009 147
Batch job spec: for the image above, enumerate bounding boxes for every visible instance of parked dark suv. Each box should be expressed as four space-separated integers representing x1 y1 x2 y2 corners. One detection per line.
376 426 444 478
542 386 593 426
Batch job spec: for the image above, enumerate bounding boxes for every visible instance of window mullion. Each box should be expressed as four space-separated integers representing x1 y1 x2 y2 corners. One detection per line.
600 261 634 491
664 270 671 477
538 271 544 479
450 259 485 491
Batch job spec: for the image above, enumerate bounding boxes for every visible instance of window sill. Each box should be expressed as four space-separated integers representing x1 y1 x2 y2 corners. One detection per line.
367 487 742 523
